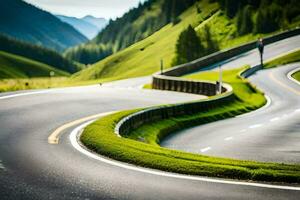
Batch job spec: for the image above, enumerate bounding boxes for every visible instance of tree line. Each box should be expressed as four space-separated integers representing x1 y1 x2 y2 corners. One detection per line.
65 0 300 65
0 34 82 73
65 0 198 64
220 0 300 35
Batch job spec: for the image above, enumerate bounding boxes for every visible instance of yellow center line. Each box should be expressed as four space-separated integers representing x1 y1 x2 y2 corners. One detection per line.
269 71 300 95
48 111 115 144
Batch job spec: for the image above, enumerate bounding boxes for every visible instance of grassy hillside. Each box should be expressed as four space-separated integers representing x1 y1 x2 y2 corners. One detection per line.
73 0 219 81
73 0 300 82
0 34 84 73
0 51 69 79
65 0 197 64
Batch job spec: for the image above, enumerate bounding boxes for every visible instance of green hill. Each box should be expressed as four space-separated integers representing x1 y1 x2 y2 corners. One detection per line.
0 34 84 74
0 51 69 79
73 0 300 82
65 0 197 64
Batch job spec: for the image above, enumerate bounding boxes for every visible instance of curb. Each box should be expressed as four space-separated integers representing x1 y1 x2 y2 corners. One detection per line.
70 118 300 191
287 67 300 86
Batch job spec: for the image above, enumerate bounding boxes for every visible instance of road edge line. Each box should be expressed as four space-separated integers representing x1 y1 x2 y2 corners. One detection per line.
69 118 300 191
48 111 116 144
287 67 300 86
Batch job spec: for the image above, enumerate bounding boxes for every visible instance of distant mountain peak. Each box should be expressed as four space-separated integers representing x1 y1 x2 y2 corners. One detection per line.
0 0 87 51
56 15 108 39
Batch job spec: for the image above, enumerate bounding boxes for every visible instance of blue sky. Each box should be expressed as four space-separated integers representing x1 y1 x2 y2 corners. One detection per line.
24 0 146 19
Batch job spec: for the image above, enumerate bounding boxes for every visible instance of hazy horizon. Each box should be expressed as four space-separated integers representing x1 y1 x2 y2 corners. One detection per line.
23 0 146 19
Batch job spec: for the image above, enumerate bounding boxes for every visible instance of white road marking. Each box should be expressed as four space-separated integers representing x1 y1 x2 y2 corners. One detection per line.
239 129 247 133
0 91 50 100
270 71 300 95
237 95 271 118
270 117 280 122
70 121 300 191
200 147 211 153
295 109 300 112
48 111 115 144
287 67 300 86
224 137 233 141
249 124 263 129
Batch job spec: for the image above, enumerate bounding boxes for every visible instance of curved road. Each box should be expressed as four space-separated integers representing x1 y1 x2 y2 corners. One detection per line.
162 63 300 163
0 36 300 199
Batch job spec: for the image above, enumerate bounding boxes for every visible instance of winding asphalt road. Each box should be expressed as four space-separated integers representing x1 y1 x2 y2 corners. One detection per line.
0 35 300 199
162 63 300 163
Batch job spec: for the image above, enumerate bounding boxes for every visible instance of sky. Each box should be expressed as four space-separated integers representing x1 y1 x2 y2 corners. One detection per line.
24 0 146 19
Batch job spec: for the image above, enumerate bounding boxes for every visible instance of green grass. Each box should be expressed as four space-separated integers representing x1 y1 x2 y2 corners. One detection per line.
129 67 265 144
81 108 300 183
1 1 299 93
264 49 300 69
81 68 300 183
0 51 69 79
292 70 300 81
73 0 288 83
0 77 111 93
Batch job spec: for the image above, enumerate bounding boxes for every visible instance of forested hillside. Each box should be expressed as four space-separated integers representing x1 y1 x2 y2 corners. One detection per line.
65 0 198 64
0 51 69 79
73 0 300 81
0 34 83 73
0 0 88 52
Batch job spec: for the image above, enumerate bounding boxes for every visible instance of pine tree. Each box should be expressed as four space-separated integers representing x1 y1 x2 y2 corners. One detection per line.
254 3 282 33
203 25 219 54
173 25 204 65
237 5 254 35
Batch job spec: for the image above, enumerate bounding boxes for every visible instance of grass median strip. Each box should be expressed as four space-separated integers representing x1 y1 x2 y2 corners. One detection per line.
264 49 300 69
81 67 300 184
292 70 300 82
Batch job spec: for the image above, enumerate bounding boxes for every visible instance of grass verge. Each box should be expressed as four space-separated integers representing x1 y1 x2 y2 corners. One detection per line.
264 49 300 69
292 70 300 82
81 67 300 183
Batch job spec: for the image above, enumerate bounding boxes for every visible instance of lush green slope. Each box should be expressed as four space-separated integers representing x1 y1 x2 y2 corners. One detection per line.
0 51 69 79
74 0 300 82
65 0 198 64
73 0 219 81
0 0 87 52
0 34 83 73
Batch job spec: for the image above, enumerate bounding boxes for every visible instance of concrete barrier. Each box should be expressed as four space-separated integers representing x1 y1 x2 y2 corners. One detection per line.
152 28 300 95
115 28 300 137
115 83 233 136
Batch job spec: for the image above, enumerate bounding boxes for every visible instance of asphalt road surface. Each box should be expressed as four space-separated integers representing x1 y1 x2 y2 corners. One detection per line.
0 36 300 199
162 63 300 163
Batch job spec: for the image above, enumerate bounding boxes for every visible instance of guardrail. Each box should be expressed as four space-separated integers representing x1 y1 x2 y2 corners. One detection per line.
115 83 233 136
115 28 300 137
152 74 226 96
152 28 300 95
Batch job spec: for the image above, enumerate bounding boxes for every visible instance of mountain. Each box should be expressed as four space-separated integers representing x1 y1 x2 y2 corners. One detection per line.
73 0 300 82
0 51 69 79
82 15 107 30
0 34 84 73
65 0 197 64
0 0 88 52
56 15 107 39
